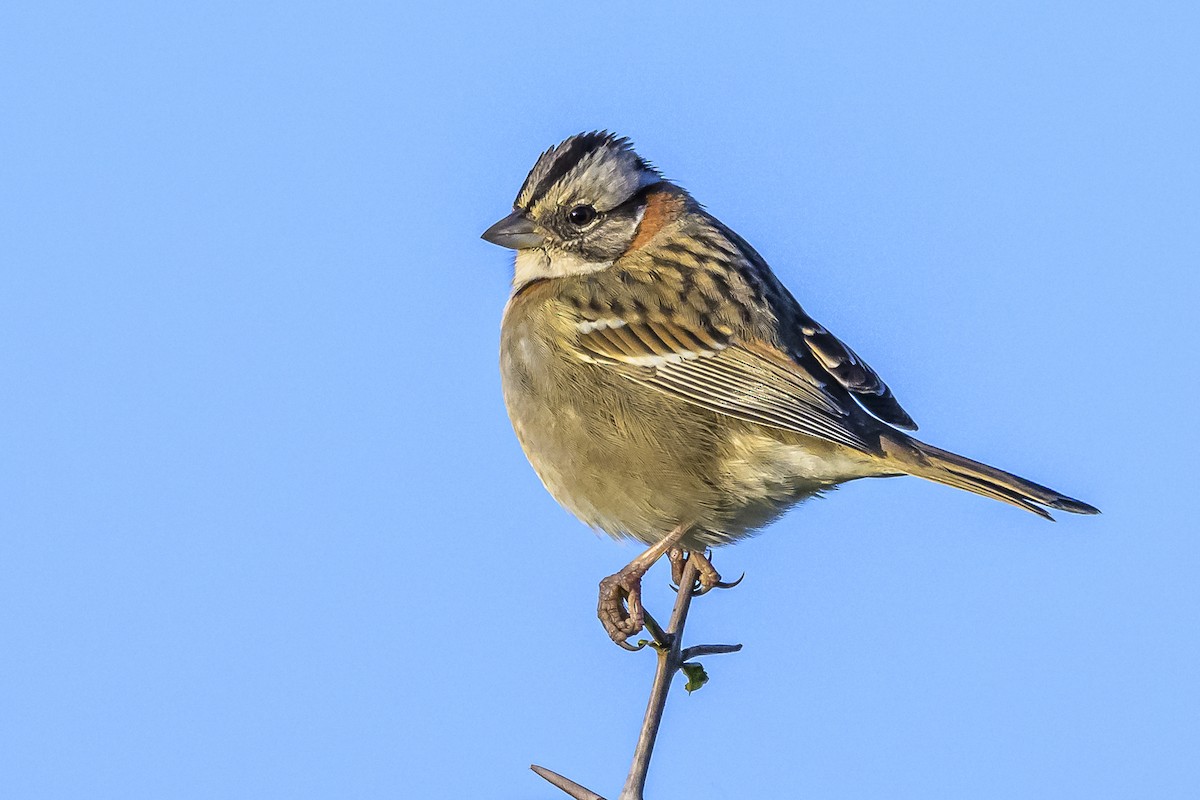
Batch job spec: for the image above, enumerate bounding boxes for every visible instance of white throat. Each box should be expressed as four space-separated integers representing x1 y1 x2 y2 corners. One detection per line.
512 248 612 288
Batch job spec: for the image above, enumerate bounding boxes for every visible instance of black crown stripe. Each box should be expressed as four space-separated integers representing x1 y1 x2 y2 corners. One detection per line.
520 132 613 208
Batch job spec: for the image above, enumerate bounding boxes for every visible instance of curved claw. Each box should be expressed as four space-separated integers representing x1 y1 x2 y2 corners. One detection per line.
716 572 746 590
693 573 745 596
614 637 645 652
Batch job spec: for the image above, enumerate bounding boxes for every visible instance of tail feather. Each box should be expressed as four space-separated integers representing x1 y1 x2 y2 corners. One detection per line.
880 434 1100 520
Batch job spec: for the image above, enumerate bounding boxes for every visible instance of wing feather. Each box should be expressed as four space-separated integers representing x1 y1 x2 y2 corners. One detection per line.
798 320 916 429
577 319 869 450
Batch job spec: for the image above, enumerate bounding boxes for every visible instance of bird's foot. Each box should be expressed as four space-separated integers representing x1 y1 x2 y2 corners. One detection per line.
669 547 744 596
598 565 649 650
597 524 692 649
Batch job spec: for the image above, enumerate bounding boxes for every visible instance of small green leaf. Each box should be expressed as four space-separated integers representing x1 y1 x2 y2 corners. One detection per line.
681 662 708 693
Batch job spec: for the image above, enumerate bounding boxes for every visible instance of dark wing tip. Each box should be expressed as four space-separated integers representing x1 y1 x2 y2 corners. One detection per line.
796 323 919 431
1049 496 1101 515
857 390 919 431
1030 504 1057 521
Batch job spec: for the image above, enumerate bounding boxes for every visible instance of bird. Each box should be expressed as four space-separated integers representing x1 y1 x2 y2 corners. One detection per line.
482 131 1098 648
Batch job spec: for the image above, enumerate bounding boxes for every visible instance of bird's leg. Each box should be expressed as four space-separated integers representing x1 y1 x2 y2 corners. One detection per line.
669 547 744 596
668 547 689 589
598 524 690 649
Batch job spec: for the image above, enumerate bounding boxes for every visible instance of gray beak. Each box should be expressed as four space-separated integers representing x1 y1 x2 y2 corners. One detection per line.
481 210 544 250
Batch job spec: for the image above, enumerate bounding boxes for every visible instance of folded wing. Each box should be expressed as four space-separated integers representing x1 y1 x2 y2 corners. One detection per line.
576 317 871 451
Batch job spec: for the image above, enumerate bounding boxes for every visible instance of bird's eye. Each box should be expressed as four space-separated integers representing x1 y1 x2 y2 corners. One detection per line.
567 205 597 226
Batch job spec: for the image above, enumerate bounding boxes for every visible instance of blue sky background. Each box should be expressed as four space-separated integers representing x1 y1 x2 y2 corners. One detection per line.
2 2 1196 798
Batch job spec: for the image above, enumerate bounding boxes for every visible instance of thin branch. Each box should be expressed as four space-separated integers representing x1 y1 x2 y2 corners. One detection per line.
532 555 742 800
618 557 700 800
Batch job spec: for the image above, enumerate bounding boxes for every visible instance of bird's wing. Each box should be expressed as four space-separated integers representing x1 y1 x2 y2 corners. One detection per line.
707 219 918 431
575 316 872 450
565 206 917 446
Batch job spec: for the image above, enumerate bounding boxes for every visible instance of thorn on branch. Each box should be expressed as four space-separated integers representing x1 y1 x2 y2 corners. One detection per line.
530 764 606 800
679 643 743 662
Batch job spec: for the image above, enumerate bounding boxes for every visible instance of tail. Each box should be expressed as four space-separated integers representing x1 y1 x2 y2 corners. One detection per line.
879 433 1100 520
